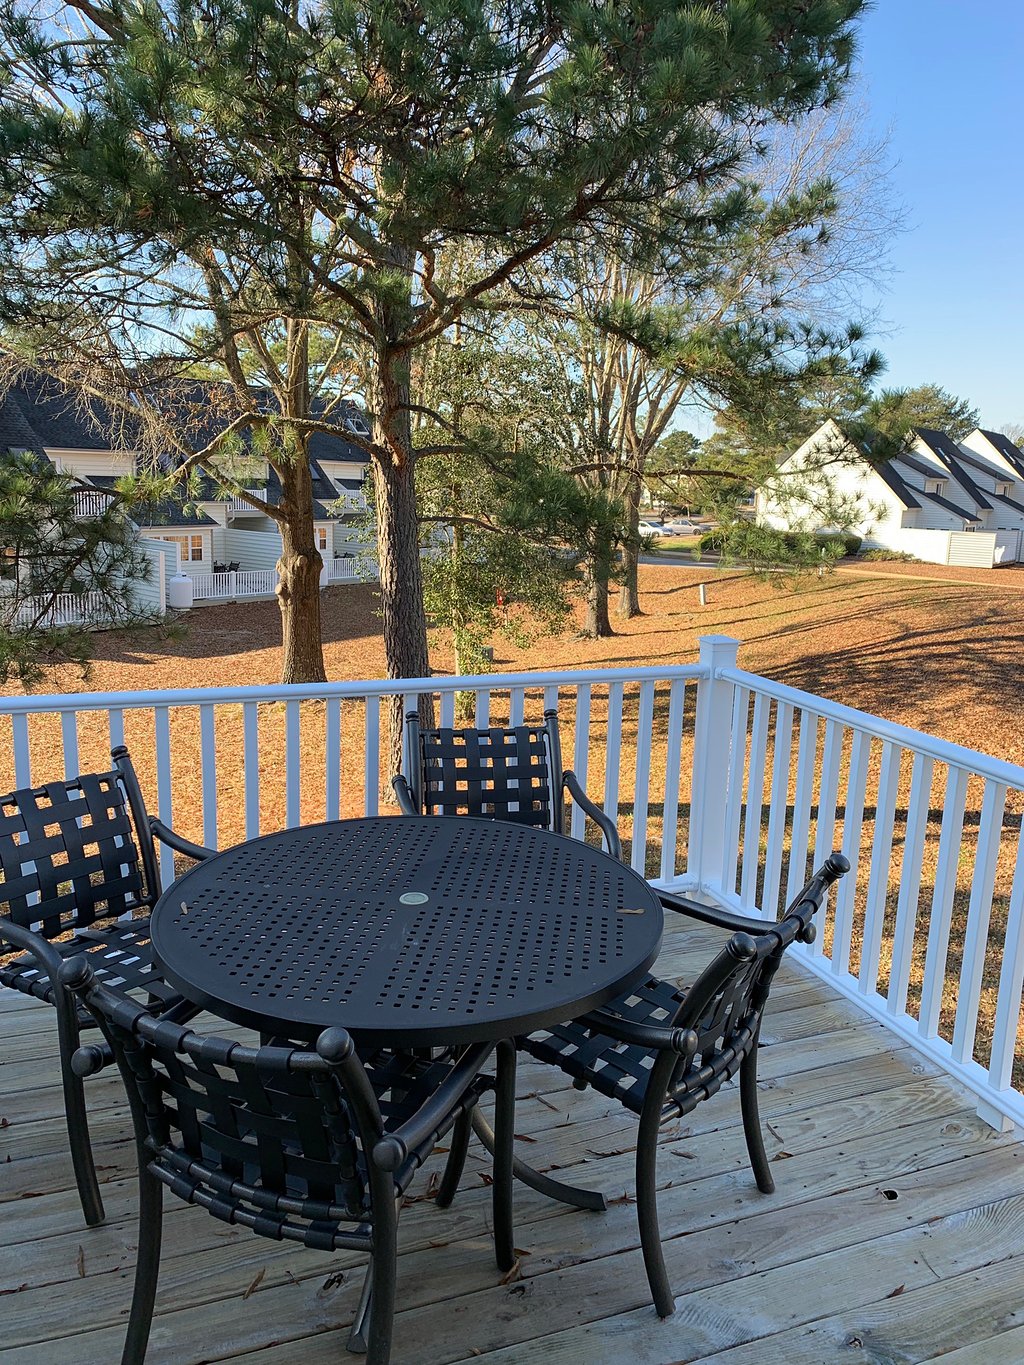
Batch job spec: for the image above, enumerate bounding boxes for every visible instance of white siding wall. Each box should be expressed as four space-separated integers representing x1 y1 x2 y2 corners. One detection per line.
139 528 213 575
48 448 135 478
133 538 171 616
222 527 284 571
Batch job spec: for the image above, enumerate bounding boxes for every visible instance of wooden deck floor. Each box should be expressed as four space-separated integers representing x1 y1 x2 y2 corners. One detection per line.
3 919 1024 1365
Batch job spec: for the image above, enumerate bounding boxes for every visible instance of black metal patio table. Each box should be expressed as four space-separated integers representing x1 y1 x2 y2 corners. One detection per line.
150 813 663 1209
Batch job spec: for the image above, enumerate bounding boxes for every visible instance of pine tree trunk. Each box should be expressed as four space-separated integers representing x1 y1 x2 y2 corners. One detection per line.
617 475 643 619
584 557 614 638
275 455 327 685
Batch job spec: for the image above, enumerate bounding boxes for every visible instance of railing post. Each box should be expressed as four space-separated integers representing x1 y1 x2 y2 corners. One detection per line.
688 635 740 897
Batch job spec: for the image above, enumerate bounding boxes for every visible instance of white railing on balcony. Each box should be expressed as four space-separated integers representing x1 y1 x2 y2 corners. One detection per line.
72 489 116 519
1 634 1023 1134
225 490 269 515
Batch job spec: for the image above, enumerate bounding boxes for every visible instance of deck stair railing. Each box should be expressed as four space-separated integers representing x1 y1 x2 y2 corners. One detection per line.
1 635 1023 1132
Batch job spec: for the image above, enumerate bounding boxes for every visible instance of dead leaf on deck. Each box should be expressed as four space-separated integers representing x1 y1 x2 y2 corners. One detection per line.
670 1149 697 1160
608 1190 636 1206
771 1150 793 1161
76 1245 86 1278
478 1172 494 1187
513 1133 537 1143
426 1172 441 1198
886 1284 906 1298
427 1240 449 1249
532 1093 560 1113
242 1267 266 1300
499 1259 522 1285
320 1269 346 1293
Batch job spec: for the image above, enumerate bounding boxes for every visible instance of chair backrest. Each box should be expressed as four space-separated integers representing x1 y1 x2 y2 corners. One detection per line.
404 710 565 832
664 854 849 1114
0 754 158 939
63 958 388 1238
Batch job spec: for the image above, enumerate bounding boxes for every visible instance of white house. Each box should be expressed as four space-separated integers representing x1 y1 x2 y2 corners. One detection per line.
756 419 1024 566
0 374 376 606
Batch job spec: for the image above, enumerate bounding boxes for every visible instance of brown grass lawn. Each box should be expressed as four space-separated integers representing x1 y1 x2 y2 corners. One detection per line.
3 562 1024 1081
7 561 1019 762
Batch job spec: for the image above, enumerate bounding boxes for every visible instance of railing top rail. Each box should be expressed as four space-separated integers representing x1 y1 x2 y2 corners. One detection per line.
0 662 707 716
723 665 1024 790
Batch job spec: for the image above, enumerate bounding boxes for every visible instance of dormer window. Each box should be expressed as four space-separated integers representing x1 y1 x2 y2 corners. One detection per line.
345 415 370 437
997 482 1013 496
925 479 946 495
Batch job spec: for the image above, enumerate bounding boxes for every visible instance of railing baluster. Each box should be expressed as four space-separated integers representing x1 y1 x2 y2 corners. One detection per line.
832 730 870 978
631 680 656 875
285 700 301 828
154 706 174 885
200 704 218 849
784 710 819 910
720 686 749 896
659 679 685 882
11 713 31 787
918 766 970 1038
603 681 624 830
859 740 902 995
108 708 125 753
952 780 1008 1066
60 711 80 781
364 695 380 816
809 718 843 957
325 698 341 822
439 690 455 728
475 689 490 729
888 752 934 1016
986 814 1024 1112
509 687 525 727
762 701 794 917
571 684 592 842
243 702 260 839
740 692 770 908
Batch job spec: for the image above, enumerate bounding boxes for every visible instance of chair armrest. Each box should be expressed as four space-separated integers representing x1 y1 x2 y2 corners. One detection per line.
149 818 216 862
391 774 419 816
576 1007 695 1055
372 1042 495 1173
0 918 64 980
658 889 779 936
562 771 622 861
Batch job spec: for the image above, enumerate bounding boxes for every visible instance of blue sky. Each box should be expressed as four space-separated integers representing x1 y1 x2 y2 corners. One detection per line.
855 1 1024 430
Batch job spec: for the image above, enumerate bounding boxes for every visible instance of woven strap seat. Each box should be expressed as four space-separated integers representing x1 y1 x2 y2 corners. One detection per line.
420 724 553 827
521 971 758 1118
0 916 180 1015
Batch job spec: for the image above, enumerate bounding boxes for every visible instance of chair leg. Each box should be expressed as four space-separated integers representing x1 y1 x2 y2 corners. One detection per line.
360 1200 399 1365
54 991 105 1227
436 1107 473 1209
739 1040 775 1195
122 1161 163 1364
491 1040 516 1272
635 1100 674 1318
346 1261 375 1355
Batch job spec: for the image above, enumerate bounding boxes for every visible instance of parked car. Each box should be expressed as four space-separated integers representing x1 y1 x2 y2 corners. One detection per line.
638 520 673 538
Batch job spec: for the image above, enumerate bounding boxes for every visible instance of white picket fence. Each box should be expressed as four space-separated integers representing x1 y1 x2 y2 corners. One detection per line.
191 557 370 601
1 635 1023 1132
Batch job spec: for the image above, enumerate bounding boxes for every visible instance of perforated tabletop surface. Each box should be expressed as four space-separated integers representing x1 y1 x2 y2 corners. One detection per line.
150 816 663 1046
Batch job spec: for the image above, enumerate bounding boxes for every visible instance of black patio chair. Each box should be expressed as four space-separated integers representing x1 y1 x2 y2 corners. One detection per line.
392 709 621 859
62 957 509 1365
519 853 851 1317
0 746 215 1226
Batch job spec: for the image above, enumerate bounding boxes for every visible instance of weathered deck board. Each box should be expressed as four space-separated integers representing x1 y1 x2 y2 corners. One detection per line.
2 919 1022 1365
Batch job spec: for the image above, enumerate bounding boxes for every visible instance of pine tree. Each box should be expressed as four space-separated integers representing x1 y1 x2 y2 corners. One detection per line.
0 0 866 685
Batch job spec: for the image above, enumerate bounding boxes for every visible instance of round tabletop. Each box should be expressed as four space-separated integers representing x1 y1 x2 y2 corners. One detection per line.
150 815 663 1046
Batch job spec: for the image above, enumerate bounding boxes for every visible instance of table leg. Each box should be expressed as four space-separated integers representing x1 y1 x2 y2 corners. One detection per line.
471 1098 608 1215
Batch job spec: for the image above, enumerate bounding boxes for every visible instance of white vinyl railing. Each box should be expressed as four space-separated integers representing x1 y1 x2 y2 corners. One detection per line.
1 635 1023 1132
224 489 270 515
191 569 278 601
72 489 116 519
690 636 1024 1134
9 590 113 628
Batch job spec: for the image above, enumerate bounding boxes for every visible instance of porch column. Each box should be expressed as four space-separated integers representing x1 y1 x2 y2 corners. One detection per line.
688 635 740 899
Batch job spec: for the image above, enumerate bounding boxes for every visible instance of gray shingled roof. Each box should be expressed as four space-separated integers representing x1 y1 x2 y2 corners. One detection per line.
978 429 1024 479
0 386 49 458
914 428 992 510
874 461 921 509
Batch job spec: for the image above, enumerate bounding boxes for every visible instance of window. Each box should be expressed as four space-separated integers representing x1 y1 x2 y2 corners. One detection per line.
161 534 204 562
925 480 946 495
0 547 17 581
316 526 329 551
997 482 1013 496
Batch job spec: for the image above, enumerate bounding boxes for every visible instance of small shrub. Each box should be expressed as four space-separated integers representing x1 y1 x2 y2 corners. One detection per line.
814 531 862 557
860 548 922 562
